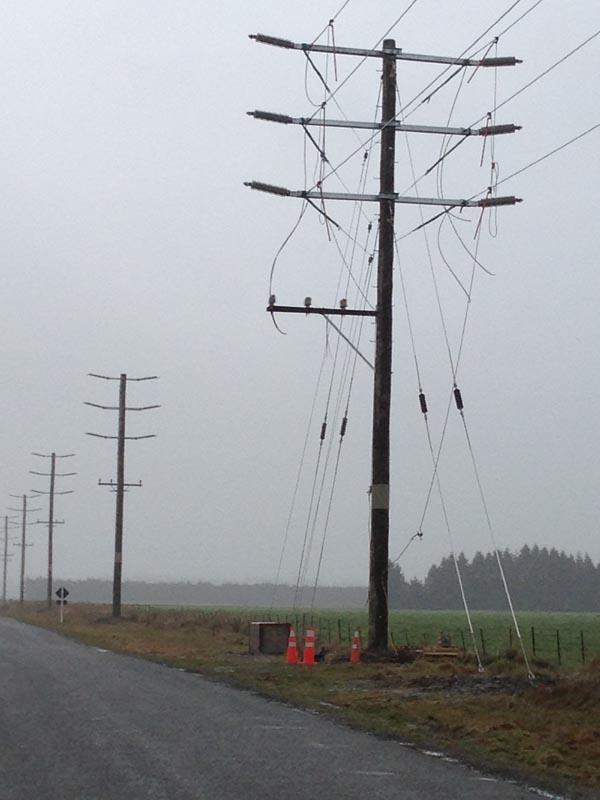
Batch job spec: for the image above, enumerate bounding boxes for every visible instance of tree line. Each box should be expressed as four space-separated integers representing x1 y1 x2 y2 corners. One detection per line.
389 545 600 612
23 545 599 611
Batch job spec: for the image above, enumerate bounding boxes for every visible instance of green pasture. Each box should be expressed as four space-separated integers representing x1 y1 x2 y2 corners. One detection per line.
188 606 600 668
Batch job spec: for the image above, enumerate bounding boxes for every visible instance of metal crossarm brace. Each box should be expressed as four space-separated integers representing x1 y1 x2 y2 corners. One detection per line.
249 34 521 67
245 181 521 208
248 111 521 138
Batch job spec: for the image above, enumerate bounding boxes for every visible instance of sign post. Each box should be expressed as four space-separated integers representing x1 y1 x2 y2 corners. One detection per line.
55 586 69 624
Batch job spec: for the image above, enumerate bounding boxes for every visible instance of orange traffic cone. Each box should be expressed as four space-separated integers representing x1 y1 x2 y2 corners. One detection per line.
285 626 299 665
350 629 361 664
303 626 316 665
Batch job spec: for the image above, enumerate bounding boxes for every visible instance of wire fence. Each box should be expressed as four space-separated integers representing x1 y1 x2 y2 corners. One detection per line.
235 609 600 668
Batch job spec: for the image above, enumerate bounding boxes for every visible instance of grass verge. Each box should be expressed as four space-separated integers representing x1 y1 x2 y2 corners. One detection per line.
4 603 600 799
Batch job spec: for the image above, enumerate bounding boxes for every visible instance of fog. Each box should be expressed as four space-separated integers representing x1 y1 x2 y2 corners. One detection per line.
2 1 599 599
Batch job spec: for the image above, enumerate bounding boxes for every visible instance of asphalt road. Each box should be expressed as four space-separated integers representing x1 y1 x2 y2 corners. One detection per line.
0 617 545 800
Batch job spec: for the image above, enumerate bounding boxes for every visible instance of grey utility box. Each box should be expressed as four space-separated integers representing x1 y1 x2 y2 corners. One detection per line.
248 622 291 655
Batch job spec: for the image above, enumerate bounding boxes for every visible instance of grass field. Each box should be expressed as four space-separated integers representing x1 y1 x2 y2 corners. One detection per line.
174 606 600 669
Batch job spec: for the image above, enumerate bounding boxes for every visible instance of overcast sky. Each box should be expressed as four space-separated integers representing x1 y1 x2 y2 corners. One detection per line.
2 1 599 599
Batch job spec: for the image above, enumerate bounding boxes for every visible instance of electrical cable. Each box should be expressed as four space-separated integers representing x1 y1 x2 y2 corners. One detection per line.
270 351 328 609
309 228 378 607
394 105 484 669
496 121 600 187
303 0 422 127
456 402 536 679
315 0 532 190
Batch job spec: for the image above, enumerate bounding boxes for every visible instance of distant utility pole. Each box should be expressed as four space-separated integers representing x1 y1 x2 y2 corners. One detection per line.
30 452 76 608
247 33 521 651
8 495 41 604
2 515 19 603
85 373 159 618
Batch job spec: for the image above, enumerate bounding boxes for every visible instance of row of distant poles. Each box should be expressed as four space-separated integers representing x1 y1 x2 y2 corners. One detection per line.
1 373 158 619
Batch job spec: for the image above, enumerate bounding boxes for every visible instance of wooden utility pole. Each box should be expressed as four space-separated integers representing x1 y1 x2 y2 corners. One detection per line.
8 495 40 604
18 495 28 605
2 516 8 603
86 372 159 618
30 451 75 608
247 31 521 653
368 39 396 651
114 374 127 617
2 515 18 603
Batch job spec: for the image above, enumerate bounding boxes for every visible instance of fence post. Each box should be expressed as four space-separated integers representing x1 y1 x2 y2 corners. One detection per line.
347 623 352 644
556 630 561 666
508 627 513 650
479 628 486 657
405 630 410 647
460 629 466 657
580 631 586 664
337 618 342 643
531 626 536 657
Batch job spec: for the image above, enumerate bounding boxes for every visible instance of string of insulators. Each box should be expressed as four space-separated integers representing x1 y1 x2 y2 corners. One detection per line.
453 386 464 411
340 416 348 438
320 421 327 441
419 392 428 415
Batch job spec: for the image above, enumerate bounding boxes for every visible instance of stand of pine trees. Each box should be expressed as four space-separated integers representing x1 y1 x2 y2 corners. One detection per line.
389 545 600 611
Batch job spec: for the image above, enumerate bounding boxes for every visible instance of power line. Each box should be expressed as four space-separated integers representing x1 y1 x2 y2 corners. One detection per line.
497 121 600 186
313 1 528 189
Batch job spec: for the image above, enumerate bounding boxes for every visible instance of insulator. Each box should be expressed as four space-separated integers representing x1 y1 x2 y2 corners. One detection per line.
453 387 464 411
418 392 428 414
320 422 327 441
304 296 312 308
268 294 276 306
339 298 348 309
340 416 347 437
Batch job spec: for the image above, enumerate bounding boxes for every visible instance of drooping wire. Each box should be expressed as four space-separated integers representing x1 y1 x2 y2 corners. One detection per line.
303 0 422 127
300 169 376 603
270 350 328 610
396 26 600 242
304 92 382 604
482 27 600 124
394 96 484 670
313 0 534 190
455 397 536 679
309 226 378 607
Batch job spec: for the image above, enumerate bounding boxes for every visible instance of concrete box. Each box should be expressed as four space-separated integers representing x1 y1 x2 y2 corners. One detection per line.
248 622 291 655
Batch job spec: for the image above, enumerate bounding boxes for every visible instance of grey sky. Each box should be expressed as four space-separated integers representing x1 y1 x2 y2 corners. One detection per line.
2 1 599 598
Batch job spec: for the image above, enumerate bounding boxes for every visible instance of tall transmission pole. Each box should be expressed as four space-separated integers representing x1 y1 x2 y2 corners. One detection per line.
246 32 521 651
30 452 76 608
2 515 19 603
368 41 396 650
86 373 159 618
8 495 41 604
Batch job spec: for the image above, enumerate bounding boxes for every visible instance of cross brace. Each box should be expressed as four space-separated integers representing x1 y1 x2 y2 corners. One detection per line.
248 111 520 138
246 181 521 208
249 34 521 67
